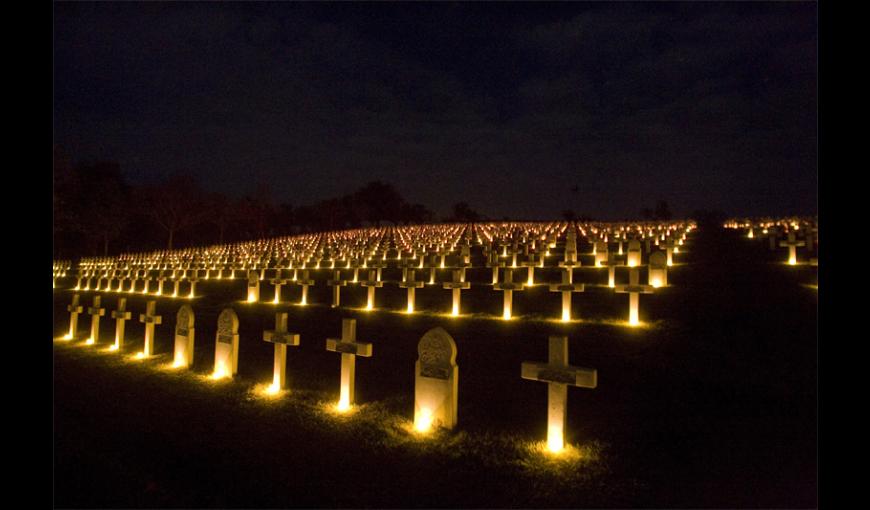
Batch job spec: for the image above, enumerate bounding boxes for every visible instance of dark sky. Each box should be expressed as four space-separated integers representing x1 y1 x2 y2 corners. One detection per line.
53 2 817 220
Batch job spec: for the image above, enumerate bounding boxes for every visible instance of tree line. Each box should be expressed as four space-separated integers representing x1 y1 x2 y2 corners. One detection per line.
53 146 487 258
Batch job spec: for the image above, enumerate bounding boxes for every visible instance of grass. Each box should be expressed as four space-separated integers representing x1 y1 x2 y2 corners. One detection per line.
53 228 817 507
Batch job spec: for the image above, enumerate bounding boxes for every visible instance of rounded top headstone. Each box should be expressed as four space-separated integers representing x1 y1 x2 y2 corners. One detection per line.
217 308 238 335
177 304 194 327
418 327 457 367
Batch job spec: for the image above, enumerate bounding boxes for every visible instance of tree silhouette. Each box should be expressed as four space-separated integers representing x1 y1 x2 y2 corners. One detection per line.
143 173 210 250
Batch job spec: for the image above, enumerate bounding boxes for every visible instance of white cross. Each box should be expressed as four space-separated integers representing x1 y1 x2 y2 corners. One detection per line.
443 269 470 316
138 300 163 357
614 268 653 326
494 267 525 320
262 312 300 392
327 270 348 308
86 295 105 345
325 319 373 410
64 293 83 340
521 335 597 453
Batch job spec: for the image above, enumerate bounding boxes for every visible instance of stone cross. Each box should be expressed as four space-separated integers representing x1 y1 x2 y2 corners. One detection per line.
326 269 348 308
64 293 84 340
664 238 677 266
780 231 806 265
110 297 132 350
360 270 383 310
604 252 623 288
443 269 471 316
213 308 239 378
173 305 195 368
614 267 654 325
521 253 541 286
626 239 642 267
325 318 373 409
262 312 300 391
414 328 459 431
486 251 506 285
493 267 525 320
549 270 585 321
86 295 106 344
294 270 314 305
156 271 168 296
648 251 668 288
245 270 259 302
399 269 424 313
138 300 163 356
187 271 199 298
269 269 289 304
521 335 597 452
169 271 182 297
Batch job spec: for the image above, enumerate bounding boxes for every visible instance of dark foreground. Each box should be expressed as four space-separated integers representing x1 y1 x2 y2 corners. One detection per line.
54 228 817 508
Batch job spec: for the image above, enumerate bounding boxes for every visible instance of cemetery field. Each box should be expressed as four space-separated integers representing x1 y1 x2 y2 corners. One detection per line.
53 227 817 508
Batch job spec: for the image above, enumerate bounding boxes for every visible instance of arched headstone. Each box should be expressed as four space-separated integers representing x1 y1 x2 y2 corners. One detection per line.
414 327 458 431
247 271 260 302
173 305 195 368
214 308 239 377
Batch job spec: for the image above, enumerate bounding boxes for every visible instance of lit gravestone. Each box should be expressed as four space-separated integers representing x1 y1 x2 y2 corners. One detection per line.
139 300 163 356
325 318 373 410
399 269 424 313
414 327 458 432
626 239 642 267
443 269 470 316
170 272 182 297
64 294 84 340
360 270 383 310
549 270 585 321
294 270 314 305
173 305 195 368
521 253 541 286
213 308 239 378
486 251 506 285
270 270 288 304
604 252 623 288
247 271 260 302
614 268 654 326
110 297 132 350
521 335 597 453
86 295 106 344
327 270 348 307
648 251 668 288
187 271 199 298
494 267 525 320
156 271 168 296
664 238 676 266
780 232 806 265
262 312 300 392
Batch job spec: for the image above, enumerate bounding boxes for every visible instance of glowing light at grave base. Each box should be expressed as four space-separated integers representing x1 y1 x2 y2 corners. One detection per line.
135 351 146 359
562 308 571 322
247 292 257 303
651 277 662 288
85 338 94 345
336 396 351 413
547 425 564 453
452 302 459 316
788 254 797 265
108 342 119 351
211 362 229 380
406 303 414 313
415 408 433 433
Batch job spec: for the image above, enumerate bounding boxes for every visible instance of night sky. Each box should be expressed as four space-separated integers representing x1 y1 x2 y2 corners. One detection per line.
53 2 817 220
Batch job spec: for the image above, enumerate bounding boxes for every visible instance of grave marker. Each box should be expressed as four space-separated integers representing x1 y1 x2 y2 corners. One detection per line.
414 328 459 431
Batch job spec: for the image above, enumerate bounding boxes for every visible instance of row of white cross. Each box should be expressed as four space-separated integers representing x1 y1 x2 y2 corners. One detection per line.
60 294 596 453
